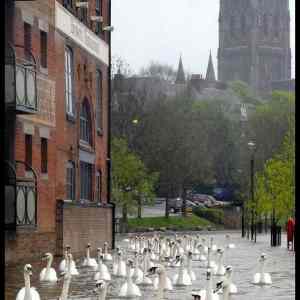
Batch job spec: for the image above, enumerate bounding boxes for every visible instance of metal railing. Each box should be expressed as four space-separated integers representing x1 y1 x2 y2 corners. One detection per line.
5 43 38 114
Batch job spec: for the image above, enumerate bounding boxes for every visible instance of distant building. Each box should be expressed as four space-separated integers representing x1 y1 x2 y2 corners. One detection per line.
218 0 293 93
5 0 113 264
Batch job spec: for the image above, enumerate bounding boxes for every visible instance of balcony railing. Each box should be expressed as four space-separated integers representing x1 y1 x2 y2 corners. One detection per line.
5 160 37 229
5 43 38 114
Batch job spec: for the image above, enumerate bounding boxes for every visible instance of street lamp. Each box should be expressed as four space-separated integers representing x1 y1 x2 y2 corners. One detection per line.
248 141 256 242
236 169 246 238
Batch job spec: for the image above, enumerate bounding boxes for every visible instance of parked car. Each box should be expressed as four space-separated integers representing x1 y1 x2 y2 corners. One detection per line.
168 197 204 213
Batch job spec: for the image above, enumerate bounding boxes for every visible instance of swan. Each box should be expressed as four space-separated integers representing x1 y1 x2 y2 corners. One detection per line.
118 259 142 298
196 244 207 262
94 249 111 281
82 243 98 269
214 279 231 300
58 253 72 300
187 251 196 281
59 246 78 275
39 252 58 282
130 251 143 281
225 235 235 249
209 237 218 252
206 247 217 273
253 253 272 285
224 266 237 294
215 249 226 276
147 265 173 300
103 242 113 261
93 280 110 300
172 255 192 286
191 269 220 300
136 249 153 286
16 264 41 300
202 238 209 254
113 249 127 277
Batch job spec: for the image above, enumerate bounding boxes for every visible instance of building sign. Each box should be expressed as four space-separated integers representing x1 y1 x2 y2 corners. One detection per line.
55 1 109 65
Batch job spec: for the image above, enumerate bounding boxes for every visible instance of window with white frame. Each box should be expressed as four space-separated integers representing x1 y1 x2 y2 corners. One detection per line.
65 46 74 116
80 100 92 144
80 161 93 201
95 170 102 203
66 161 76 200
96 69 102 132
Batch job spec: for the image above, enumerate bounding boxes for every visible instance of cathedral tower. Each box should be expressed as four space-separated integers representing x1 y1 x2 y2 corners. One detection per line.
218 0 291 92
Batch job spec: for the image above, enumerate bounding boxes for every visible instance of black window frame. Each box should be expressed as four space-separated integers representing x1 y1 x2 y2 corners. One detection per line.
96 69 103 134
24 22 32 61
25 134 32 171
41 138 48 173
80 161 93 202
95 0 102 35
66 161 76 201
95 170 102 203
80 100 92 145
40 30 48 69
65 46 75 118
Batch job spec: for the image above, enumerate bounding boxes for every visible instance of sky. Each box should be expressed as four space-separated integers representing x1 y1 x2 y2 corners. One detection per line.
112 0 295 79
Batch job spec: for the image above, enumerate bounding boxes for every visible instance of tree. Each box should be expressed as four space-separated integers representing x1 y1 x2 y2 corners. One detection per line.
139 61 177 82
111 138 158 229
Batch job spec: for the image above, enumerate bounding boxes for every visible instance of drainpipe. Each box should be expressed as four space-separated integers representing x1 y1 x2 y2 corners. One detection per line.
107 0 115 250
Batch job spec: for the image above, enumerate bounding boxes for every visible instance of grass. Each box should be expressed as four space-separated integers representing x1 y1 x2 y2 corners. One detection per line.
127 214 214 231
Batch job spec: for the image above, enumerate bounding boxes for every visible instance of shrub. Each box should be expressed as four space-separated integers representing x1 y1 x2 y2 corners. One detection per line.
192 207 224 224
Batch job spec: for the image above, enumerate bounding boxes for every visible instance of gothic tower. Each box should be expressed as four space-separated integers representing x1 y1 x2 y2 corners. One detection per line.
218 0 291 92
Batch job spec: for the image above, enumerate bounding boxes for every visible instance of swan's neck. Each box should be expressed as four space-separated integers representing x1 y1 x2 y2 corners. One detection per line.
126 265 132 283
206 277 213 297
24 274 32 300
260 260 265 274
97 255 103 270
97 287 107 300
60 274 71 300
46 256 53 273
86 248 90 260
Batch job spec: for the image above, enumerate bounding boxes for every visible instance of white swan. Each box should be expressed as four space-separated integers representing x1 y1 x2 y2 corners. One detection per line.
119 259 142 298
215 249 226 276
93 280 109 300
103 242 113 261
136 249 152 286
210 237 218 252
214 279 231 300
147 265 173 300
58 253 72 300
187 251 196 281
191 269 220 300
225 234 235 249
172 255 192 286
94 249 111 281
113 249 127 277
206 247 217 273
130 251 143 281
253 253 272 285
59 245 78 274
82 243 98 269
40 252 58 282
16 264 41 300
196 244 207 261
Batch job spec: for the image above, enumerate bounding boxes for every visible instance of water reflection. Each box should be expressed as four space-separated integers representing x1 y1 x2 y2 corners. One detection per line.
5 232 295 300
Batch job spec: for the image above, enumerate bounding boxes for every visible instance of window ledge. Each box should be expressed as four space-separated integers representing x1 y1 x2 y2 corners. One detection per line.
40 173 48 180
39 66 48 75
79 141 93 152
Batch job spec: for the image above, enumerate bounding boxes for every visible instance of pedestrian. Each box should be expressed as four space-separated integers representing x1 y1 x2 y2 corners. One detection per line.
286 216 295 251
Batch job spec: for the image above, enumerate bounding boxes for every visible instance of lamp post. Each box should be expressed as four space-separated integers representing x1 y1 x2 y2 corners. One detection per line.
248 141 256 242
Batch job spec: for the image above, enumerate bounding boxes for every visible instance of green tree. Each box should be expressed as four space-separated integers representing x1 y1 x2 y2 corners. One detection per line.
111 138 158 229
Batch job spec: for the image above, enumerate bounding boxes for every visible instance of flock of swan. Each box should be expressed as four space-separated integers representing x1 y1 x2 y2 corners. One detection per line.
16 234 272 300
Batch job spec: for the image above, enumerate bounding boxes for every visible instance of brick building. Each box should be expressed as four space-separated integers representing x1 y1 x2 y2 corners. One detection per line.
5 0 113 264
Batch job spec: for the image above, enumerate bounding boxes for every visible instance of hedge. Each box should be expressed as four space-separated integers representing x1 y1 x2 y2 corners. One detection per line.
192 207 224 224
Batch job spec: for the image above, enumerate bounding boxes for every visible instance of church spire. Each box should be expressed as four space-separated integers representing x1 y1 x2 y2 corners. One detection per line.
206 50 216 81
175 55 186 84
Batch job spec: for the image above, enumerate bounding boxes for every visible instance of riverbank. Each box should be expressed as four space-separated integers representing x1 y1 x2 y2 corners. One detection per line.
126 214 224 232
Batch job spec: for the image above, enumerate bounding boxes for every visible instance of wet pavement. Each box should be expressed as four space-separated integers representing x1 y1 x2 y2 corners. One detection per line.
5 232 295 300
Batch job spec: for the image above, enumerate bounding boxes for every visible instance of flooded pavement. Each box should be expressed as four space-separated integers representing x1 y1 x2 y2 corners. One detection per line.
5 231 295 300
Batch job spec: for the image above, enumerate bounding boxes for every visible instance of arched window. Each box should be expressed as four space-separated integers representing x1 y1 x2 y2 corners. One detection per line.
80 100 92 145
263 14 269 36
65 46 74 116
96 69 102 132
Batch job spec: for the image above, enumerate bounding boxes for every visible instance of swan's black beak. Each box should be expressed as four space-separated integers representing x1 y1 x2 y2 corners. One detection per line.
214 281 223 293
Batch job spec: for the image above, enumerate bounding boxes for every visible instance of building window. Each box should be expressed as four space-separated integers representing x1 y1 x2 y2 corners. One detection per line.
66 161 76 200
24 22 32 60
80 100 92 144
263 14 269 36
230 16 235 37
65 46 74 116
96 70 102 132
95 0 102 35
274 15 280 38
95 170 102 203
63 0 73 9
241 15 246 35
80 162 93 201
41 138 48 173
25 134 32 171
77 0 88 25
40 31 48 68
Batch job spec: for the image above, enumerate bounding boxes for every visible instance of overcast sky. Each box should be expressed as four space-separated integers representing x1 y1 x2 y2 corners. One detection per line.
112 0 295 78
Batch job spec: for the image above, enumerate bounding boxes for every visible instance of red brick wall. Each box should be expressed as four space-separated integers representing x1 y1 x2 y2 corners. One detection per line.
5 230 56 265
56 203 112 257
